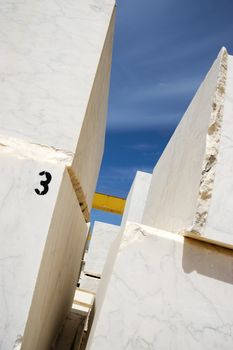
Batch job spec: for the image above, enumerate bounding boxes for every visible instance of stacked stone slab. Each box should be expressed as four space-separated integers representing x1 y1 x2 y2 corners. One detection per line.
84 221 119 278
121 171 152 229
86 48 233 350
0 1 115 349
87 223 233 350
80 172 151 296
79 222 119 294
143 48 233 249
82 170 152 346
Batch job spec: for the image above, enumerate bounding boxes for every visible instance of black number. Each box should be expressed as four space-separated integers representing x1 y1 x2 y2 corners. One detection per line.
35 171 52 195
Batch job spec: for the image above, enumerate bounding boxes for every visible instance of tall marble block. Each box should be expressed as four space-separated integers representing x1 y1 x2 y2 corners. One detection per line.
143 48 233 248
0 0 116 349
87 222 233 350
121 171 152 229
0 0 116 210
85 172 152 326
0 152 88 349
84 221 119 277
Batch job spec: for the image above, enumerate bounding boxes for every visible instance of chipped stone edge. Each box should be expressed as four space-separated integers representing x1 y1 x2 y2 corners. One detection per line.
120 222 184 251
120 223 148 250
13 335 23 349
0 134 74 165
0 134 90 222
185 47 228 236
67 166 90 222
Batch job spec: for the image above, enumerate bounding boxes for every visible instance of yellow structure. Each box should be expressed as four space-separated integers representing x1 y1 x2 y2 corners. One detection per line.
92 192 126 215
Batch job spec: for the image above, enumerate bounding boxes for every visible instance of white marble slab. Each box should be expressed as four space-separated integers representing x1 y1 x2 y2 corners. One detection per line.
0 0 116 209
84 221 119 277
72 289 95 316
121 171 152 229
79 273 100 294
0 153 87 350
86 172 151 313
87 222 233 350
204 55 233 246
143 48 233 248
0 2 115 348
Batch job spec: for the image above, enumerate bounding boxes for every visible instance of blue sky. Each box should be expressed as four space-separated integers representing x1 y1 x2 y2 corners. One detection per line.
91 0 233 226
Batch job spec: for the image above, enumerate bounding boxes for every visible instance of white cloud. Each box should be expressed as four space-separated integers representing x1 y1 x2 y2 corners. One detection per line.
123 76 201 103
107 74 202 130
128 143 158 151
138 78 200 100
107 110 182 130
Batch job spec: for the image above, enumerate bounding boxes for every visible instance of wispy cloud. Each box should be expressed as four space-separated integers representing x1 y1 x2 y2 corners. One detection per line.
133 78 200 102
107 74 202 131
111 75 201 104
127 143 159 151
107 0 233 135
107 109 182 131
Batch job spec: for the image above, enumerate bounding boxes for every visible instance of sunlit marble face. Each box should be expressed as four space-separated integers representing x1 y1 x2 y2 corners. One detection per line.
87 222 233 350
121 171 152 229
0 153 88 349
142 48 233 249
0 0 115 152
0 153 64 349
0 0 116 349
84 221 119 277
0 0 116 210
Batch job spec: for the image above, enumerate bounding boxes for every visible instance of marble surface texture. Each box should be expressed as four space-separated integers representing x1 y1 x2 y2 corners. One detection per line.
0 152 63 350
143 48 233 248
87 222 233 350
79 273 100 294
121 171 151 229
0 0 116 210
0 154 87 350
72 289 95 316
143 48 224 232
0 1 115 348
22 169 88 350
204 55 233 246
0 2 116 346
0 0 115 152
84 221 119 277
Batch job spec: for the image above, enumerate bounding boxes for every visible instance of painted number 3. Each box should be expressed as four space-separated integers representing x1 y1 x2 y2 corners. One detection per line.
35 171 52 196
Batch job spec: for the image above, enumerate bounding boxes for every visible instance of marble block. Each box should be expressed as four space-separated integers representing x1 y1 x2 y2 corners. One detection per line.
121 171 152 229
79 273 100 294
0 151 88 350
73 288 95 316
143 47 233 248
87 171 152 309
72 288 95 337
87 222 233 350
53 311 86 350
0 0 116 210
84 222 119 277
